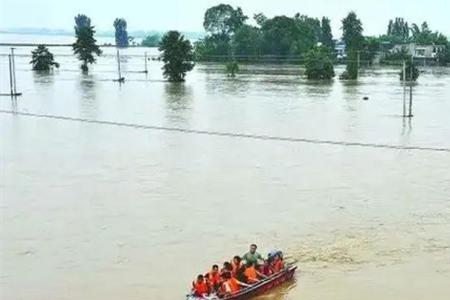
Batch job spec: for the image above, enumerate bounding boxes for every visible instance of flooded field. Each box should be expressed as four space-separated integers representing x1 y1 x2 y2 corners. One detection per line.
1 44 450 300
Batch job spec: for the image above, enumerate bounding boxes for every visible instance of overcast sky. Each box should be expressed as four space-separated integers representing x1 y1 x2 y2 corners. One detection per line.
1 0 449 36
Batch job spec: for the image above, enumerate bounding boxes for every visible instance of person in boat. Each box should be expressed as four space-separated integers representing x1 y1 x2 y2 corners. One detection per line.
192 274 210 297
220 261 233 275
231 256 243 277
206 264 221 292
243 261 267 284
259 259 274 276
219 272 250 298
270 252 285 273
242 244 263 266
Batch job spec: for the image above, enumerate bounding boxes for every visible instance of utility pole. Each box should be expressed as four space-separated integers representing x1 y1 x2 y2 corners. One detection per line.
402 60 406 117
11 48 17 95
407 56 413 118
115 49 125 82
1 48 22 97
144 52 148 73
8 55 14 95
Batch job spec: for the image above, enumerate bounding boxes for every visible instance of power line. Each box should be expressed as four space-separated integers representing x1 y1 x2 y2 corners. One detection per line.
1 109 449 153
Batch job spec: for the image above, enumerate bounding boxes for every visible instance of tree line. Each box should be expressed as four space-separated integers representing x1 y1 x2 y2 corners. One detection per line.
29 6 450 82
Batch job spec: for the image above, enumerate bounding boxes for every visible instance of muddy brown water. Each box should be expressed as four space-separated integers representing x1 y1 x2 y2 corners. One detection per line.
1 44 450 300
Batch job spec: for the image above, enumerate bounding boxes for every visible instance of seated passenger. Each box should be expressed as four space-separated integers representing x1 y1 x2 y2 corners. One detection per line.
192 274 210 297
220 261 233 275
231 256 243 277
260 259 274 276
244 262 267 284
219 271 250 297
270 253 285 273
206 264 221 292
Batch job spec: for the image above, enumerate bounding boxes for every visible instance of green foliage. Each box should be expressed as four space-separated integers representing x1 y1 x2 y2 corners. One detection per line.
233 25 262 58
410 22 447 45
387 18 409 42
436 43 450 66
159 31 195 82
260 16 298 56
342 12 364 79
320 17 334 49
380 47 409 65
305 46 335 80
142 34 161 47
399 59 419 81
226 61 239 77
113 18 129 47
72 14 102 72
361 37 381 65
203 4 247 36
342 11 364 50
253 13 268 27
194 34 231 61
30 45 59 71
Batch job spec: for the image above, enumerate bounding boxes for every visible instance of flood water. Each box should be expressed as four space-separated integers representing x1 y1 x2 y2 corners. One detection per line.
1 41 450 300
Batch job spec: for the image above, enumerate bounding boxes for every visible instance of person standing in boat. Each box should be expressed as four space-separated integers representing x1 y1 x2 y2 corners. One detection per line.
242 244 263 266
206 264 221 292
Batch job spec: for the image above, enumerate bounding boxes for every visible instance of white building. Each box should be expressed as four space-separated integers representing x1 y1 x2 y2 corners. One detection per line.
391 43 445 59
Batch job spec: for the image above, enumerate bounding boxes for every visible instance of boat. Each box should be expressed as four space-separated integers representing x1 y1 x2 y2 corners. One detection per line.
186 264 297 300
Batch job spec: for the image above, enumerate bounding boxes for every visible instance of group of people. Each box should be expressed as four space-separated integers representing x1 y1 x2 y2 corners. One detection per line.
191 244 285 298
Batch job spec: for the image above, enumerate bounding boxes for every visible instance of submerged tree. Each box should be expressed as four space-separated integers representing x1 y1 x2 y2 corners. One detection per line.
113 18 129 47
159 31 195 82
305 46 335 80
141 34 161 47
30 45 60 71
400 59 419 82
225 61 239 77
341 11 364 79
72 14 102 72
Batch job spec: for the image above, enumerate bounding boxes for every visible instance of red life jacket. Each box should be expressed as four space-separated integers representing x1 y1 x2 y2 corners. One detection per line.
208 271 221 286
193 280 209 296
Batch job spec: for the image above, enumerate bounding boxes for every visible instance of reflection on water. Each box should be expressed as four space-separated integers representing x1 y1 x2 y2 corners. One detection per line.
78 74 98 118
164 82 193 126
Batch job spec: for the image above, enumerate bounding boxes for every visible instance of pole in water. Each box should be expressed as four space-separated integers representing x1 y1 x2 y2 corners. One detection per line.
8 54 14 95
11 48 18 95
115 49 124 82
408 56 413 118
144 52 148 73
402 60 406 117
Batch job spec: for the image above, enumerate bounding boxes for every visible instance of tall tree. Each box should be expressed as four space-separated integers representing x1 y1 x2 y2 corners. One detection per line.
113 18 129 47
72 14 102 72
159 31 195 82
30 45 59 71
342 11 364 79
203 4 247 36
387 18 409 41
320 17 334 49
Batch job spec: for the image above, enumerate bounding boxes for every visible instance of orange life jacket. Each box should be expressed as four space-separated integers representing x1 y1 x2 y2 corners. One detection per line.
208 271 221 286
222 278 240 294
193 280 209 296
273 259 284 273
244 266 258 282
